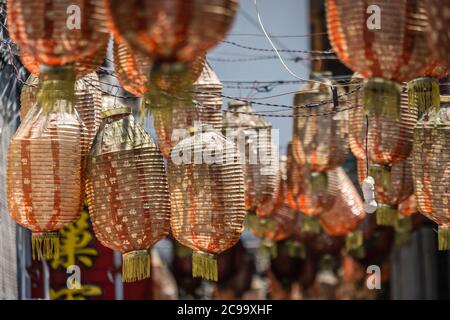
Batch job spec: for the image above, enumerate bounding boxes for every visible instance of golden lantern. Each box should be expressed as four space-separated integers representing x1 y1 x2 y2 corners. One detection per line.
7 67 87 260
423 0 450 69
319 167 366 254
168 125 245 281
223 101 278 215
291 73 348 191
105 0 237 114
326 0 438 116
193 62 224 131
412 95 450 250
85 106 171 282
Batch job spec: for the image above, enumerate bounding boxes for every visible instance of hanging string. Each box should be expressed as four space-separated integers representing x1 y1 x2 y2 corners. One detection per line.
365 115 370 175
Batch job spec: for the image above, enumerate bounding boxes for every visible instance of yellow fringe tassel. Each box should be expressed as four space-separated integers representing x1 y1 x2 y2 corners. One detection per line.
376 204 397 226
438 227 450 251
407 77 440 113
301 214 321 234
286 240 306 259
394 215 413 247
364 78 401 119
37 65 75 114
122 250 151 282
192 251 218 282
259 239 277 258
369 164 392 193
346 230 363 252
32 232 60 261
309 172 328 193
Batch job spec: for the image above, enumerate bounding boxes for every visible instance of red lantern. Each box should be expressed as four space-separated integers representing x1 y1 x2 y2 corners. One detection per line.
423 0 450 69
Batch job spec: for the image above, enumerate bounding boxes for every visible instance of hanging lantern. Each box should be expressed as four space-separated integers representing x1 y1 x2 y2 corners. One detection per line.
85 106 171 282
7 67 87 260
193 62 224 131
19 74 39 120
168 125 245 281
423 0 450 69
291 73 348 192
286 143 334 234
105 0 237 114
319 167 366 254
8 0 109 66
223 101 278 215
326 0 436 116
412 95 450 250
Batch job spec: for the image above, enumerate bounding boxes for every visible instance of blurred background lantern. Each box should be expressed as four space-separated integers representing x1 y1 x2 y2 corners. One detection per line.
224 100 278 216
105 0 238 115
412 95 450 250
319 167 366 255
7 66 87 260
423 0 450 70
291 73 348 192
193 62 224 131
85 106 171 282
326 0 435 117
168 125 245 281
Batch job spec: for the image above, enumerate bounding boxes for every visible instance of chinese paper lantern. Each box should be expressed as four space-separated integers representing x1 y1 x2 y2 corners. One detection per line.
193 62 224 131
105 0 237 113
8 0 109 66
292 74 348 191
85 106 171 281
7 67 87 260
423 0 450 69
286 143 334 233
326 0 435 116
223 101 278 215
168 126 245 281
412 95 450 250
19 74 38 120
319 167 366 253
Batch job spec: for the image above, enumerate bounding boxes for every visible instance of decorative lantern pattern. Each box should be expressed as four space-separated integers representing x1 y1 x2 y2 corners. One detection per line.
85 106 171 282
7 67 87 260
326 0 434 116
8 0 109 66
412 96 450 250
292 75 348 191
168 126 245 281
193 62 224 130
224 101 278 215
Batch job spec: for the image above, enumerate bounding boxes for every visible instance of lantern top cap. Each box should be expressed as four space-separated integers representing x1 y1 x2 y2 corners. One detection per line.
101 107 132 119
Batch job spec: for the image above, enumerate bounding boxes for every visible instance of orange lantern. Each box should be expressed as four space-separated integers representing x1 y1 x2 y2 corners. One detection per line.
326 0 437 116
168 126 245 281
85 106 171 281
224 101 278 215
412 95 450 250
291 74 348 191
105 0 238 113
7 67 87 260
319 167 366 253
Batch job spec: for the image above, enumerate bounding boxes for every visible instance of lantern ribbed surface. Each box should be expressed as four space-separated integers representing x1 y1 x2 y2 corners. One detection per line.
412 98 450 250
292 76 348 187
224 101 278 215
7 69 87 261
424 0 450 69
8 0 109 66
168 128 245 281
113 38 151 97
193 62 224 130
85 106 171 282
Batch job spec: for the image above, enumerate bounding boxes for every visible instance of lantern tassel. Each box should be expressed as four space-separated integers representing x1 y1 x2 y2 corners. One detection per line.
32 232 60 261
37 65 76 114
407 77 440 113
394 215 413 247
346 230 365 259
259 239 277 258
438 227 450 251
310 172 328 193
286 240 306 258
301 214 321 234
192 251 218 282
122 250 151 282
376 204 397 226
364 78 401 119
369 164 392 192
